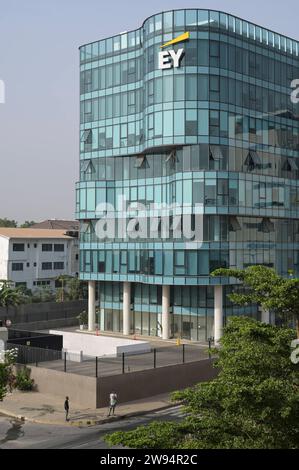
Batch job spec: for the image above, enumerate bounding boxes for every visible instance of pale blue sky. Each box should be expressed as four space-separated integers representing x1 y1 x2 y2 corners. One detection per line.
0 0 298 223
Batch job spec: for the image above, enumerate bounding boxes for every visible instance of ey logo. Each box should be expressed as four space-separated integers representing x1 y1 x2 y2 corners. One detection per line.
158 32 190 70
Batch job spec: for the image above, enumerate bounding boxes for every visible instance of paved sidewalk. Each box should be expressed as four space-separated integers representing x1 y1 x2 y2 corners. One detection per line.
0 390 174 427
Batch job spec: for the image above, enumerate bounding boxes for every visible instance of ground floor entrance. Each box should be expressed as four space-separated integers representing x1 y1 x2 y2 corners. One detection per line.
97 308 214 342
86 281 229 344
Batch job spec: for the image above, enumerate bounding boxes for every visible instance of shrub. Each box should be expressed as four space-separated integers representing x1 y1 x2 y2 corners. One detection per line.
15 367 34 391
77 310 88 325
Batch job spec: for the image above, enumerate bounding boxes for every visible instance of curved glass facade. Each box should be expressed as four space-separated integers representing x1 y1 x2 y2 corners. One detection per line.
77 9 299 341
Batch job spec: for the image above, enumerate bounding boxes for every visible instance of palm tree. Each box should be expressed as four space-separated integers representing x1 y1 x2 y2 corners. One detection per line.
0 281 23 322
54 275 73 302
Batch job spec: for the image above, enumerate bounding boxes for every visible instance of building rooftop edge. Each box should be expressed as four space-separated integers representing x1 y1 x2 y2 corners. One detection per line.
0 228 75 240
78 8 299 50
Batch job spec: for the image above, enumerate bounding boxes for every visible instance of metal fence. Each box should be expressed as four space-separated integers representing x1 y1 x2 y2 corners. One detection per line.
6 342 211 378
8 328 63 350
7 342 62 365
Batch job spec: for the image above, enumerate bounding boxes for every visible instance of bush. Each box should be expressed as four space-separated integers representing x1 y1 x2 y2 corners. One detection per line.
15 367 34 391
77 310 88 325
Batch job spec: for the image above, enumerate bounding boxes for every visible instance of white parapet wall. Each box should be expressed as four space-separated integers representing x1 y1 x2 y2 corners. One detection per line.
62 348 83 362
49 330 151 358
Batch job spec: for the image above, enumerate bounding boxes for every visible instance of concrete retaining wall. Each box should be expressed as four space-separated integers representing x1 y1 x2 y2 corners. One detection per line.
23 359 217 408
96 359 218 407
27 365 97 408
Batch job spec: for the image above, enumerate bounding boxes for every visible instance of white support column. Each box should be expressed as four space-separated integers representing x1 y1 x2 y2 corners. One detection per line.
123 281 131 336
162 285 170 340
88 280 96 331
261 308 270 324
214 285 223 346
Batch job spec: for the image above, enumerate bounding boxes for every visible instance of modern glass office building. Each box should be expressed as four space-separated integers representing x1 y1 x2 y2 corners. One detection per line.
76 9 299 342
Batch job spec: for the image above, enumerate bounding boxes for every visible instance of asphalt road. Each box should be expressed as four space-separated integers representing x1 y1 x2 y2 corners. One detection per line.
0 406 184 449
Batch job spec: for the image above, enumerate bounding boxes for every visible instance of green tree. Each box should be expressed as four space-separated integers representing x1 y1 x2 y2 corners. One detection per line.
105 317 299 449
68 277 87 300
211 265 299 338
55 275 73 302
0 281 24 317
20 220 36 228
38 286 55 303
0 349 18 401
0 218 17 227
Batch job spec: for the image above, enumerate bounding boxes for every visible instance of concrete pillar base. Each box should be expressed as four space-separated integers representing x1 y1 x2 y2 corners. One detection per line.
88 281 96 331
162 285 170 340
261 308 270 324
214 285 223 346
123 282 131 336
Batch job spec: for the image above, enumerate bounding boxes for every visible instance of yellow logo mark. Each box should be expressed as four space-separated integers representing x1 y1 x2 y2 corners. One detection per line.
160 32 190 49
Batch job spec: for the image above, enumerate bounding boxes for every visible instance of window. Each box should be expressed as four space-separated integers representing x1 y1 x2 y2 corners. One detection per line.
229 216 241 231
15 282 26 288
98 261 105 272
210 145 222 161
34 280 51 286
174 76 185 101
81 159 95 176
148 113 154 138
185 40 197 66
193 180 204 204
54 262 64 270
134 155 148 169
244 151 261 170
83 100 92 121
210 76 220 101
209 111 220 136
209 146 222 168
42 262 52 270
128 91 135 113
12 263 23 271
54 244 64 252
198 76 209 101
13 243 24 252
165 150 176 164
186 110 197 135
210 41 220 67
186 75 197 100
174 251 185 275
81 129 92 151
282 158 298 172
259 218 274 233
42 244 52 252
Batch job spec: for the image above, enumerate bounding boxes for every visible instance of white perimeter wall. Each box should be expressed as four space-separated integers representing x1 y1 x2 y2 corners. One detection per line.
49 330 151 357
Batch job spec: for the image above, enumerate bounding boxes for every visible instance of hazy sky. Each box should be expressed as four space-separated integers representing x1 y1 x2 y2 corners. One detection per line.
0 0 298 224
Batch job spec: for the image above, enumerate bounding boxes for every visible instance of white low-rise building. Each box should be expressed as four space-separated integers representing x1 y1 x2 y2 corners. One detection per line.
0 228 79 291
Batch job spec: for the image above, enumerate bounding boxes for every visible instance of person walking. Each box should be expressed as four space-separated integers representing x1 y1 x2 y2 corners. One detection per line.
64 396 70 421
108 391 117 416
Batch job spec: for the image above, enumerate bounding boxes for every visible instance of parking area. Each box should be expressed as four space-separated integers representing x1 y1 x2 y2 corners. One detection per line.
30 343 209 377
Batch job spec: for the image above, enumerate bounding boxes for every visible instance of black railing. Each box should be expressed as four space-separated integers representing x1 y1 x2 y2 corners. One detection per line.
6 342 62 365
6 342 210 377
